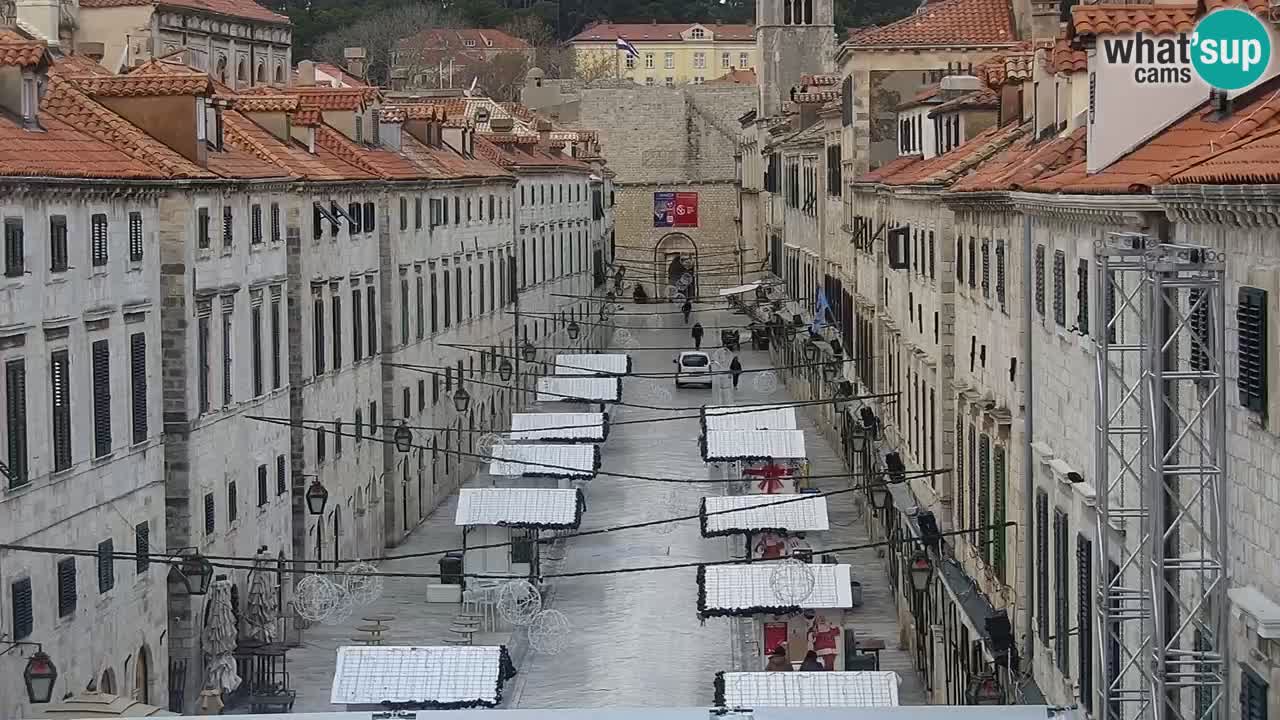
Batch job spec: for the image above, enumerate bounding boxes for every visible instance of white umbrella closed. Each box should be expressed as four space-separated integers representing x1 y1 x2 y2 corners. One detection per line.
243 552 278 644
202 579 241 695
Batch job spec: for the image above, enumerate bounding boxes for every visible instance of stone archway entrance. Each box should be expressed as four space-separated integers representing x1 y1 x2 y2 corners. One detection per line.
654 233 697 299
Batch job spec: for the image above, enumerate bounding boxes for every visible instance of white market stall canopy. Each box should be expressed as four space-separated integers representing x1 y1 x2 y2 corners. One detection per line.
509 412 608 442
555 353 632 376
702 404 798 432
454 487 584 529
488 443 600 479
537 376 622 403
718 281 764 297
700 494 830 537
716 671 901 708
697 563 853 618
701 430 807 462
330 645 515 708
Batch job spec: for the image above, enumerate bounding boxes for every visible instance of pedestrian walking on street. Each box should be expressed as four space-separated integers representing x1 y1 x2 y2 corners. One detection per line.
681 299 692 323
799 651 825 672
730 356 743 388
691 322 704 350
765 646 793 672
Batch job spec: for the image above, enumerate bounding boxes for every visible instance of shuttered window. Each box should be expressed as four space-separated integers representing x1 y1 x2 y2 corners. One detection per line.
352 289 364 362
4 218 23 277
401 278 410 344
981 241 990 298
197 207 211 249
130 333 147 444
1054 250 1067 326
955 236 964 284
968 237 976 288
367 286 377 356
968 425 977 535
197 310 210 413
1054 507 1070 673
1036 490 1049 641
1077 534 1094 715
418 379 426 411
135 521 150 573
416 275 425 340
204 492 215 535
1104 269 1118 343
51 349 71 471
1238 287 1267 413
313 297 326 376
11 577 32 639
97 539 114 592
1189 288 1210 372
271 289 282 389
363 202 375 233
128 211 144 261
227 481 238 522
251 204 263 244
57 557 76 617
91 213 108 266
978 434 990 553
257 464 268 507
992 445 1007 581
1241 666 1268 720
1077 259 1090 335
349 202 361 235
995 240 1006 307
91 339 111 457
332 293 342 370
954 415 965 528
276 454 286 495
222 205 233 247
49 215 68 272
414 197 423 230
399 197 408 231
270 203 281 242
221 308 233 405
6 359 28 487
1035 244 1045 317
251 302 263 396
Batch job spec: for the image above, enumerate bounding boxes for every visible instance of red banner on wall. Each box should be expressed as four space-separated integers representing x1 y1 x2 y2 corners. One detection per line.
654 191 699 228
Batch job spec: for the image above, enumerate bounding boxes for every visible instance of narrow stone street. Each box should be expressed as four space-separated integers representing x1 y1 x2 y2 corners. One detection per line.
283 303 925 711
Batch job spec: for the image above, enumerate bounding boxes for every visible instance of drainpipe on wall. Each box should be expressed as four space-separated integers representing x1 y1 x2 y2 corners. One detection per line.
1020 212 1035 662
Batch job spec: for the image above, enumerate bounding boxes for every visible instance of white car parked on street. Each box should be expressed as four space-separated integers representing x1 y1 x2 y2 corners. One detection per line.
674 351 713 388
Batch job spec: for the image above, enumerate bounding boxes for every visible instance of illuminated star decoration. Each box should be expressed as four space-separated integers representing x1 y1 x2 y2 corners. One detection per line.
742 463 794 494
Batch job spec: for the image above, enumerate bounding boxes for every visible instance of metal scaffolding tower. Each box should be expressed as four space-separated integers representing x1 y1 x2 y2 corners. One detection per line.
1094 232 1228 720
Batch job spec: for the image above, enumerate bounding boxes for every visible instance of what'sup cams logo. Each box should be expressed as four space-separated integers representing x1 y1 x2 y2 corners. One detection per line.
1100 8 1272 90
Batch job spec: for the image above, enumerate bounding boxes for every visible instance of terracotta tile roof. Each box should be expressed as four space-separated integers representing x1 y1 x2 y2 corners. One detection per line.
800 74 839 86
50 53 113 76
884 121 1028 186
929 88 1000 116
0 110 162 179
41 74 211 179
1044 37 1087 74
844 0 1017 48
1028 76 1280 193
854 154 923 184
896 83 942 111
1168 125 1280 184
221 111 355 181
794 89 840 103
207 144 291 179
314 124 423 180
291 107 322 126
233 94 299 113
70 73 212 97
79 0 289 24
313 62 368 88
500 102 536 122
1205 0 1269 11
289 86 379 111
0 29 49 68
570 22 754 43
709 68 757 85
950 127 1085 192
1003 51 1034 82
973 43 1033 87
1071 2 1198 37
399 132 512 181
397 28 531 51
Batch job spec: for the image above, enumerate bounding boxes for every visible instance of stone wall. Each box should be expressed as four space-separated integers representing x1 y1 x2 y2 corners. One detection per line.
613 183 745 297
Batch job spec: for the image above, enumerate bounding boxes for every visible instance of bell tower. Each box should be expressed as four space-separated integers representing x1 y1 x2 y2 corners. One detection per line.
756 0 837 117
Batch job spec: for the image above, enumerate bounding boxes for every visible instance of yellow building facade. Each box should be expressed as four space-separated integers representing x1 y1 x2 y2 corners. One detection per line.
569 22 756 86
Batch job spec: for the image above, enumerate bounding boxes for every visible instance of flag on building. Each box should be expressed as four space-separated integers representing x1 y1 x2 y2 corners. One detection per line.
616 37 640 58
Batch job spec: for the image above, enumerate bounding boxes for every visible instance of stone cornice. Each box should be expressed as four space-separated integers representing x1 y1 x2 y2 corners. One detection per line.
1009 191 1161 224
942 190 1015 212
1153 184 1280 228
0 180 169 201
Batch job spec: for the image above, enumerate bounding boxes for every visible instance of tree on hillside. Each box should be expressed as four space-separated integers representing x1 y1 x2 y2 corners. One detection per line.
311 3 458 86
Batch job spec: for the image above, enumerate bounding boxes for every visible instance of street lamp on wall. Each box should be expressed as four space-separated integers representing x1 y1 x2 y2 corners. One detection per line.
393 423 414 453
452 385 472 413
305 478 329 516
521 340 537 362
23 650 57 704
966 673 1004 705
869 483 889 511
498 357 514 381
908 551 933 593
166 548 215 596
566 321 581 340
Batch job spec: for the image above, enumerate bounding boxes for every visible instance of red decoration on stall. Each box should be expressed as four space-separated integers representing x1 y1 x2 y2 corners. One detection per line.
743 463 794 494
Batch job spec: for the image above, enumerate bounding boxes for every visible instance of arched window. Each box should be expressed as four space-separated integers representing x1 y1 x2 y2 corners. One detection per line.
255 62 265 83
783 0 792 24
237 57 248 83
100 668 117 695
273 63 285 85
133 645 150 703
804 0 813 24
215 56 228 83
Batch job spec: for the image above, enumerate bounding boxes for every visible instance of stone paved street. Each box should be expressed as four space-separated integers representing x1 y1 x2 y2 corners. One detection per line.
281 304 925 710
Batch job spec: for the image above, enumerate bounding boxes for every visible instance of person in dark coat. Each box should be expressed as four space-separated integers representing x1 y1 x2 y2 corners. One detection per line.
799 650 825 671
681 299 692 323
730 356 743 388
765 646 793 672
633 283 648 303
691 322 704 350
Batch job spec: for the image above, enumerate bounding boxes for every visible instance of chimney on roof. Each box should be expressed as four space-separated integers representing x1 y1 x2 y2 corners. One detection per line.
79 42 105 63
489 116 514 133
14 0 62 49
1208 87 1233 121
939 74 982 101
343 47 367 81
297 60 316 87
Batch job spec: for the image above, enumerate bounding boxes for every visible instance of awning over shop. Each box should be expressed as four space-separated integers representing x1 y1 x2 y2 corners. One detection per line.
696 563 853 618
554 353 632 376
454 488 584 529
701 430 807 462
536 376 623 403
509 412 607 442
700 495 830 537
34 692 176 717
714 671 901 708
718 281 764 297
701 404 797 431
487 443 600 479
329 645 516 709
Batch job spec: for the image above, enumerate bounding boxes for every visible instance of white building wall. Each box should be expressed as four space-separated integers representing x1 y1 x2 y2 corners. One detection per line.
0 192 168 718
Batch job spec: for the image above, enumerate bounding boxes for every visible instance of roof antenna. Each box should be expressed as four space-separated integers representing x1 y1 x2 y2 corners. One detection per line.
464 76 477 98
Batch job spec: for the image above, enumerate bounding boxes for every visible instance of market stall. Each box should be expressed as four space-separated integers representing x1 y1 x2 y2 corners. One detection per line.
455 488 585 580
509 412 608 443
700 429 808 494
701 404 798 432
487 443 601 488
536 376 623 404
699 494 829 559
713 670 901 708
554 353 633 376
697 563 854 671
329 645 517 710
